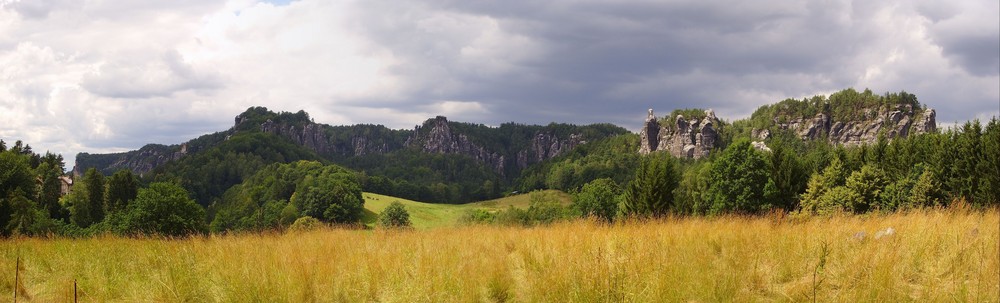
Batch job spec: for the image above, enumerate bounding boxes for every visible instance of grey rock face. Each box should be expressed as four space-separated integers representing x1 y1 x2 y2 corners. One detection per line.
760 105 936 146
260 119 389 157
638 109 659 154
73 144 187 177
639 109 720 159
406 116 585 174
405 116 507 173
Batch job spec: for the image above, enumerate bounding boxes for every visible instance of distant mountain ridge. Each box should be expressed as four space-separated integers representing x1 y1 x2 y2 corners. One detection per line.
73 107 627 179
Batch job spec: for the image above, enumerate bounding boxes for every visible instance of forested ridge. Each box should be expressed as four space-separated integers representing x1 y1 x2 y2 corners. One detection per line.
1 88 997 236
76 106 626 205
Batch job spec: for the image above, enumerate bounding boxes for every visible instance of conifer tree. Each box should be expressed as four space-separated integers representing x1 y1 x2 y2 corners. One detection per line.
622 153 678 218
106 170 139 213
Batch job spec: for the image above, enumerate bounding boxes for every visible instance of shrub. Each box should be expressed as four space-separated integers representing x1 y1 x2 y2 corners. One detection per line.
707 139 775 214
572 178 621 222
378 201 412 228
115 182 207 237
526 191 569 225
844 164 888 213
289 216 322 232
459 209 496 225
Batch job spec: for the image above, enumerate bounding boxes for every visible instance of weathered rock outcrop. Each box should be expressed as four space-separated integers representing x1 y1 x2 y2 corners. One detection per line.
516 132 584 170
259 119 391 157
638 109 659 154
73 143 187 177
404 116 588 174
756 105 936 146
405 116 507 173
639 109 721 159
76 107 623 178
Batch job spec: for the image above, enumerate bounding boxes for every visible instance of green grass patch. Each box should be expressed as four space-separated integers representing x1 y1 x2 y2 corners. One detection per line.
362 190 572 229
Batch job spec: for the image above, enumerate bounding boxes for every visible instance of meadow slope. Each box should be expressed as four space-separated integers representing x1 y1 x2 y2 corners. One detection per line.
360 191 572 229
1 209 997 302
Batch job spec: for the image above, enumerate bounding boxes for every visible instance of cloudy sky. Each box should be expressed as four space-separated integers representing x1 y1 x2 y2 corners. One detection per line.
1 0 998 166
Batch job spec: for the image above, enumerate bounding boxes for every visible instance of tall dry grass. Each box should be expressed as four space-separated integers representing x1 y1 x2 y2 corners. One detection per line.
1 208 997 302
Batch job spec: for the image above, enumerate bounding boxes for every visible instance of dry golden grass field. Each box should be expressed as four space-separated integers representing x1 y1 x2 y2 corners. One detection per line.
2 208 998 302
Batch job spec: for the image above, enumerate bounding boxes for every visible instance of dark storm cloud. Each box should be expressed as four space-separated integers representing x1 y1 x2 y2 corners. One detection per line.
933 32 1000 77
916 0 1000 77
2 0 996 166
343 0 992 129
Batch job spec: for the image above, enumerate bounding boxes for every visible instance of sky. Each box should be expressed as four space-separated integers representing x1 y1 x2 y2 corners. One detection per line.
1 0 998 167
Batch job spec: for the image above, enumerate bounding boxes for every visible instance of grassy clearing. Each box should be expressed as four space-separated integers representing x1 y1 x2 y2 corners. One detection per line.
2 208 998 302
360 190 571 228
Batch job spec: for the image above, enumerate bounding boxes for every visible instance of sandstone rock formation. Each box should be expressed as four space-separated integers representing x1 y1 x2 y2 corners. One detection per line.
638 109 659 154
260 119 391 157
517 132 584 170
404 116 507 173
638 109 721 159
75 108 618 178
751 141 771 153
404 116 587 174
755 105 936 146
73 143 187 177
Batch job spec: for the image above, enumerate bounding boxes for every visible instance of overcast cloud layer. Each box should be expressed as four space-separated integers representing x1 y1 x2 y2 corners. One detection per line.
1 0 998 166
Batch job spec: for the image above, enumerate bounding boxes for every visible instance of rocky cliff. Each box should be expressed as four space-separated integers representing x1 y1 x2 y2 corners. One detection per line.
76 107 622 178
638 102 936 158
258 119 395 158
518 132 585 170
754 104 936 145
638 109 721 159
404 116 506 173
74 143 187 176
403 116 589 175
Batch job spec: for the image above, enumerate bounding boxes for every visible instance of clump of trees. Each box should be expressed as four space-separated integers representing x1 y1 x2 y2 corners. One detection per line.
378 201 412 228
621 153 678 217
572 178 620 222
465 114 999 226
0 139 371 237
1 140 71 236
106 182 207 237
209 161 365 232
0 139 208 237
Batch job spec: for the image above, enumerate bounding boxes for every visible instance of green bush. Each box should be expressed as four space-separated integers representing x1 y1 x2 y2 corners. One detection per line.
844 164 888 213
114 182 207 237
459 209 496 225
525 191 569 225
572 178 620 222
707 140 775 214
289 216 322 232
378 201 412 228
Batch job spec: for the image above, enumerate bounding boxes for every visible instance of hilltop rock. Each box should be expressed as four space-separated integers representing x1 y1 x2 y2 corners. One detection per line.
260 119 390 157
639 109 720 159
762 105 936 146
405 116 507 173
638 109 659 154
405 116 588 174
520 132 584 169
76 107 625 179
73 143 187 177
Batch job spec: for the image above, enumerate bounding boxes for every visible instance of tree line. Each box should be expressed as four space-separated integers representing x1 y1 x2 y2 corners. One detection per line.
0 140 194 236
0 137 368 237
568 118 1000 222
